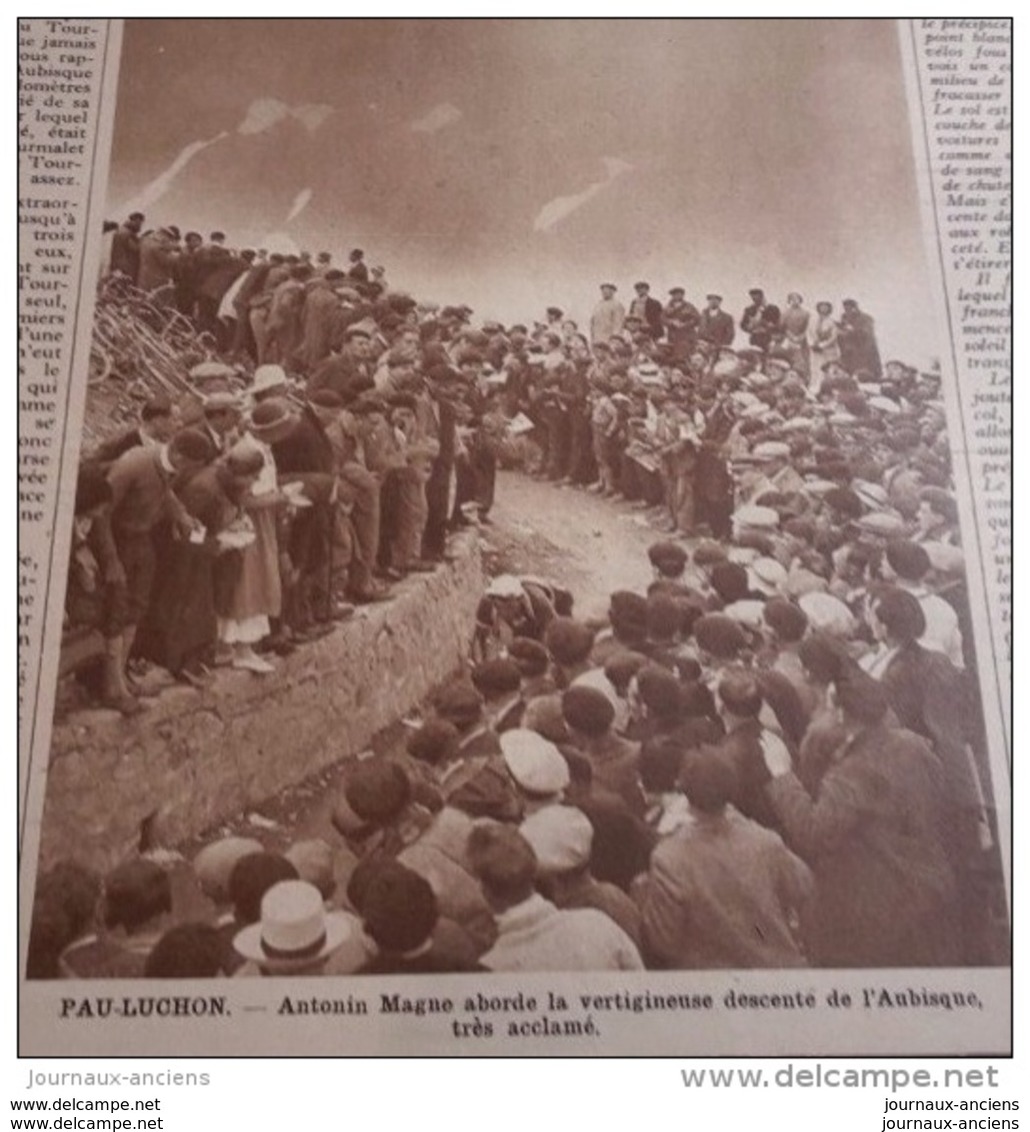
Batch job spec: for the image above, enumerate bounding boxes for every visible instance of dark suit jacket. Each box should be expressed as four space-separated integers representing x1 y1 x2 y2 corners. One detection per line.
880 644 988 858
716 719 782 833
698 309 735 347
643 296 664 339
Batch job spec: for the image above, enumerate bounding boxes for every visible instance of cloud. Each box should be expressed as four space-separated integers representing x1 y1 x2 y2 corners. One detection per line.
533 156 633 232
601 156 634 179
119 97 334 214
285 189 313 224
292 103 334 132
410 102 462 134
120 132 229 214
237 98 292 135
237 98 334 136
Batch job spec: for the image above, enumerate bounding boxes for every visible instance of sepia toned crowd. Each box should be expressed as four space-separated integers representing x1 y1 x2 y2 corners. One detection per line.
36 214 1004 978
35 529 1000 978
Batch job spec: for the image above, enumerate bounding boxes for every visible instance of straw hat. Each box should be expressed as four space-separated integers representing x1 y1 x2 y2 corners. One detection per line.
233 880 353 972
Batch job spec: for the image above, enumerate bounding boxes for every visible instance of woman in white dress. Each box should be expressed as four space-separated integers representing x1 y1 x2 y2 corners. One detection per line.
808 301 841 386
219 399 299 673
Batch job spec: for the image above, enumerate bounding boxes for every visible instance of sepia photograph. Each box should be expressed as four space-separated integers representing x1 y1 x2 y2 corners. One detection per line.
19 18 1011 1056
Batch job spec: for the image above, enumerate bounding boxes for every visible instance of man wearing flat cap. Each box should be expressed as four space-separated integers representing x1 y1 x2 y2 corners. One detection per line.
698 293 735 348
200 391 242 456
629 281 664 341
308 325 376 401
520 805 642 946
741 288 781 354
663 287 701 362
590 283 625 346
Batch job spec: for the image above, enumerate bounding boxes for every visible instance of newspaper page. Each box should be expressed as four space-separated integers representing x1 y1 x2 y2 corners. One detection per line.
17 18 1012 1059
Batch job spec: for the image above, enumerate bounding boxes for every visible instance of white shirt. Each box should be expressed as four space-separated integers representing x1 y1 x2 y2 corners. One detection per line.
483 894 642 972
905 584 964 668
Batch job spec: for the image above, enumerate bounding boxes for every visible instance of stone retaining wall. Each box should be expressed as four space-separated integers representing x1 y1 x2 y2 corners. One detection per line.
38 534 483 874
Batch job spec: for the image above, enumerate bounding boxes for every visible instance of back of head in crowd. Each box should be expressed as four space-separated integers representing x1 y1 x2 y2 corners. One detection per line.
471 658 523 701
834 668 889 726
680 747 738 815
145 923 227 977
717 669 763 720
103 859 172 932
636 665 682 722
228 852 299 925
508 637 550 678
27 862 102 976
434 678 484 732
344 758 412 826
360 861 438 955
561 686 614 738
640 736 685 795
407 719 461 766
544 617 594 669
467 822 537 910
870 586 927 645
885 540 932 583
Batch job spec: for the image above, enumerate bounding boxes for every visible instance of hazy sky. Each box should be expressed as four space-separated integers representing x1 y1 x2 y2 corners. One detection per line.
107 19 941 363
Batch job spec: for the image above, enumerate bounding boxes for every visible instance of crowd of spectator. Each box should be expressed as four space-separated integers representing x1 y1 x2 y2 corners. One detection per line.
38 213 1004 977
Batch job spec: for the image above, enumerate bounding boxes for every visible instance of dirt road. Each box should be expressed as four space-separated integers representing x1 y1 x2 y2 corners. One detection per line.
485 470 671 619
174 470 674 867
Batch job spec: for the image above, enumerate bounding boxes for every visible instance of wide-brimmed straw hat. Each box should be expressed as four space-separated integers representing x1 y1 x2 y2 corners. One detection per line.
233 880 353 972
